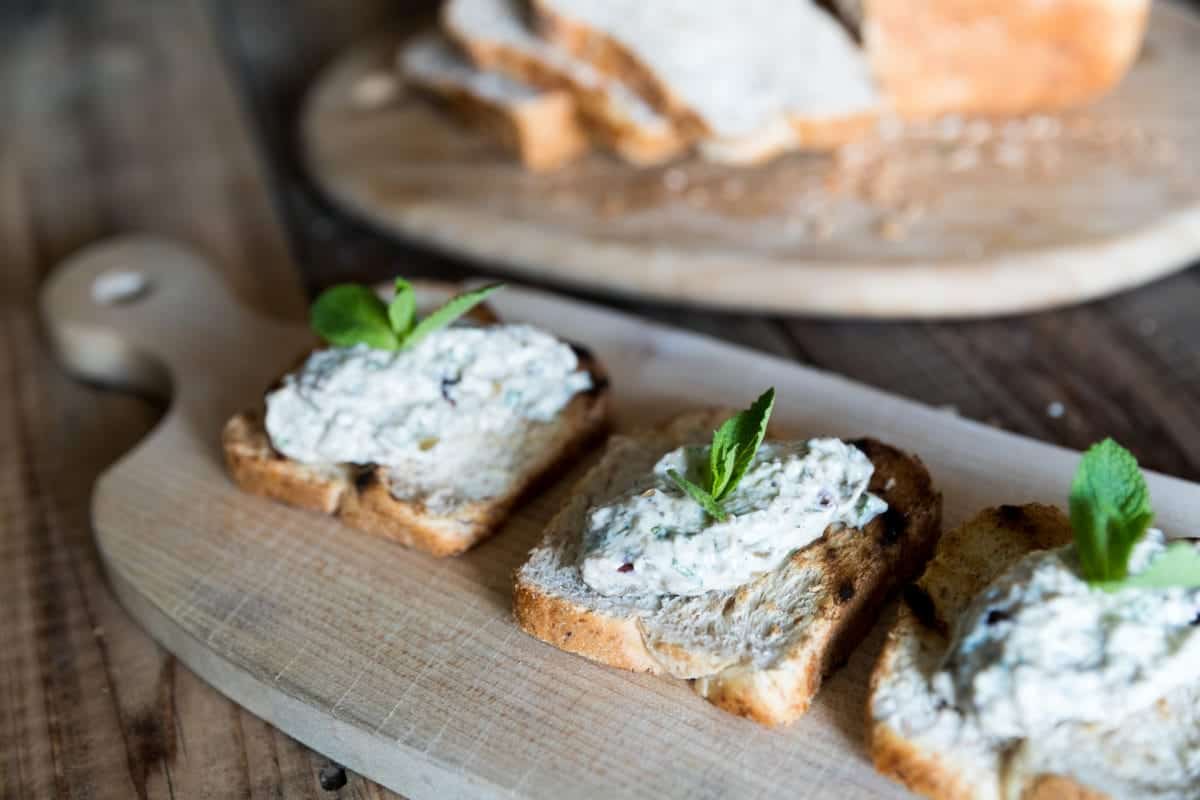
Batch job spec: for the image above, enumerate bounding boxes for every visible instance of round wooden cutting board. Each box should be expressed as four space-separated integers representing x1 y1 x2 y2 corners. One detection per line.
301 2 1200 318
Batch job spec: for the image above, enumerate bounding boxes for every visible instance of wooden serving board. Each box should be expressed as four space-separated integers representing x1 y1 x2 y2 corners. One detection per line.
43 237 1200 799
301 2 1200 318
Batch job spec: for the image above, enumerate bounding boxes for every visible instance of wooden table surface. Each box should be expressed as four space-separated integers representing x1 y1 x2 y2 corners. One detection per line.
3 1 1199 798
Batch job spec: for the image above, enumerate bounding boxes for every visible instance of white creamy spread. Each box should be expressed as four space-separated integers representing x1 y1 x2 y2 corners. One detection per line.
264 324 592 511
579 438 886 597
933 529 1200 743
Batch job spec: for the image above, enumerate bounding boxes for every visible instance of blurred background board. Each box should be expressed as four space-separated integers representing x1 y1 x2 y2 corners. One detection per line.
301 2 1200 318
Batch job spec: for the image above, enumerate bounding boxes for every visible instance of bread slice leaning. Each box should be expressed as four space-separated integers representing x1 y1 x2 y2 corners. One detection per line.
514 409 942 725
867 504 1200 799
531 0 879 163
223 333 610 558
399 31 589 172
442 0 687 166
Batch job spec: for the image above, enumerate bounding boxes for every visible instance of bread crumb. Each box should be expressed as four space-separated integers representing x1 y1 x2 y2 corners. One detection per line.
948 147 979 172
822 109 1180 220
878 218 907 241
1046 401 1065 419
1027 115 1061 140
994 142 1026 169
662 168 688 193
964 119 993 144
936 115 965 141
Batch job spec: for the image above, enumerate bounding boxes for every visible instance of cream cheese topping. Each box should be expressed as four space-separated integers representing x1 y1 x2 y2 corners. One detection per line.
579 438 886 597
933 529 1200 743
264 324 592 510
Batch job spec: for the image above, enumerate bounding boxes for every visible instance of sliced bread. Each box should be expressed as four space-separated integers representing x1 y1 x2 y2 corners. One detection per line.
399 31 589 172
513 409 942 725
843 0 1150 117
442 0 686 165
867 504 1200 799
531 0 880 163
223 321 610 558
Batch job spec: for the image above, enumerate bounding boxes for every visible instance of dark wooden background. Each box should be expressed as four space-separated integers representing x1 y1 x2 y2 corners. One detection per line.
2 1 1199 797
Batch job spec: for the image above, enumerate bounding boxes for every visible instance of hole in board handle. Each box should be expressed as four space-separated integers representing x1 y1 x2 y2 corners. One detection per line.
92 270 151 305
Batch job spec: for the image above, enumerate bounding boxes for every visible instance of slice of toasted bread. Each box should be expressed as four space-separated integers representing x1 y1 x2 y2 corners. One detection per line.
867 504 1200 799
530 0 880 163
513 409 942 726
442 0 687 166
223 341 610 558
399 30 589 172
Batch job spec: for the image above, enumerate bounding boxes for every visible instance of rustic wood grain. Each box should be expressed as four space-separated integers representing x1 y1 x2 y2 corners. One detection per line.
1 1 395 798
6 0 1200 797
42 240 1200 799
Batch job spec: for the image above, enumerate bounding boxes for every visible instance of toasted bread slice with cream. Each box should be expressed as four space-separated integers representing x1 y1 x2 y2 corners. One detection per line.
223 294 610 557
513 409 941 725
867 504 1200 799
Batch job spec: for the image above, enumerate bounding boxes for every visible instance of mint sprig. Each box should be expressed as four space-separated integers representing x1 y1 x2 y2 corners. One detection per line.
309 284 401 350
1070 438 1200 590
387 277 417 336
311 279 503 350
668 388 775 521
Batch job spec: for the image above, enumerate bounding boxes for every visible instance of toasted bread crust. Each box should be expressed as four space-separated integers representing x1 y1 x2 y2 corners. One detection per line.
411 77 589 172
1022 776 1109 800
511 581 663 673
514 422 942 726
403 35 589 172
867 504 1120 799
442 13 688 166
223 351 609 557
789 112 878 151
223 411 351 514
867 713 979 800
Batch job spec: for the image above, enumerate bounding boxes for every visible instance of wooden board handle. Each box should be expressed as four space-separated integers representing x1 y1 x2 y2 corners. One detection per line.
40 236 306 401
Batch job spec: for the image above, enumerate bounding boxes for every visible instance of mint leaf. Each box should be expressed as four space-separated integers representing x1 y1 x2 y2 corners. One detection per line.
708 387 775 503
709 445 739 501
311 284 399 350
1098 542 1200 591
668 469 728 521
403 283 504 350
1069 438 1155 584
388 278 416 337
